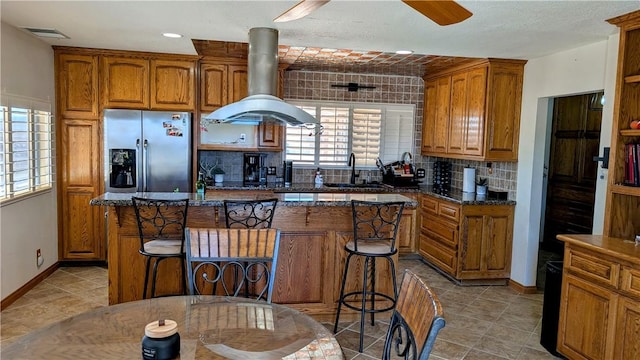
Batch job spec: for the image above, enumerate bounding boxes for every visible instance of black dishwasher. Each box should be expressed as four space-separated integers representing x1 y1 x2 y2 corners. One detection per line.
540 260 565 357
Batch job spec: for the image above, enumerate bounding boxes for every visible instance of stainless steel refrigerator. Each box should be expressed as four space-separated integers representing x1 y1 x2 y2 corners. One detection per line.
104 109 191 193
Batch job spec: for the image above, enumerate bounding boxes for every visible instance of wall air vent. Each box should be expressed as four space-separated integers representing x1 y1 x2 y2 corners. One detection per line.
21 27 69 39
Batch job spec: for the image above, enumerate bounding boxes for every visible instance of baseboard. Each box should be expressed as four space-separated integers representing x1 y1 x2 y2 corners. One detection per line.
1 262 59 310
508 279 538 294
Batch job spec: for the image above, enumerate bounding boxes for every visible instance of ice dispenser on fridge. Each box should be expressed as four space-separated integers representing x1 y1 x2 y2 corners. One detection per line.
109 149 136 188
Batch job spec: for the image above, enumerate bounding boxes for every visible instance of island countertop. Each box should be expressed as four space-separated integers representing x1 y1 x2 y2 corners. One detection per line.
90 191 418 207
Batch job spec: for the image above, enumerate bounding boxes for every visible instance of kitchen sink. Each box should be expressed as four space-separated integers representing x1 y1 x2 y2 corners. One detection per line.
323 182 384 188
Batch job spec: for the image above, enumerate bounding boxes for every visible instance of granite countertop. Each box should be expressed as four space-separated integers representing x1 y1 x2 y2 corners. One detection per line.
89 191 418 207
206 182 514 205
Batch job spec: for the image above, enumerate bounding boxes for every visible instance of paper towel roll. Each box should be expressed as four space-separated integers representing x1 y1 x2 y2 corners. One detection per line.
463 168 476 193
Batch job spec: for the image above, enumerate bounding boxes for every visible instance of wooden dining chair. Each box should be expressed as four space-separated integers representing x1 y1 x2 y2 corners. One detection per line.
382 269 445 359
185 228 281 303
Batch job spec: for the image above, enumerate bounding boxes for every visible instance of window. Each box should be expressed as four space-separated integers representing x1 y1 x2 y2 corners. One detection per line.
0 95 54 201
285 101 415 168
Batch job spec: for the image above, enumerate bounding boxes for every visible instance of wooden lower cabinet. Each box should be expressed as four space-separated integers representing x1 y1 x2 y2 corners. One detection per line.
557 273 616 360
613 296 640 359
557 235 640 360
418 194 514 282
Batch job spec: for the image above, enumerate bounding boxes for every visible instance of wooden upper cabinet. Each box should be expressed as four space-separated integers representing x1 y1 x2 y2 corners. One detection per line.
200 63 228 111
198 60 284 151
57 53 99 119
102 56 197 110
228 65 248 102
150 59 195 110
422 59 524 161
421 80 437 154
101 56 149 109
464 67 487 156
258 123 282 150
447 72 467 154
485 61 524 161
433 77 451 153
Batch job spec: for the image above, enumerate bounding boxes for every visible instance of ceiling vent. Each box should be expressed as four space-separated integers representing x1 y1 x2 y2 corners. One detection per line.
21 27 69 39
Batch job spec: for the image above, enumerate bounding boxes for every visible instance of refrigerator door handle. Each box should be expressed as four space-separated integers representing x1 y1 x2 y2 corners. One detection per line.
136 138 143 192
143 139 149 192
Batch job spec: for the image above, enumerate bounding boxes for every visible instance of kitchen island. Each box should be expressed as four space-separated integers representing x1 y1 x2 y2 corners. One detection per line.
90 191 417 319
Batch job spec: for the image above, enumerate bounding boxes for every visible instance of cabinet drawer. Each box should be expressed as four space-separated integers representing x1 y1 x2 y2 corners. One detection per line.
421 196 437 215
422 217 458 248
620 266 640 299
566 248 620 288
419 233 456 275
438 202 460 222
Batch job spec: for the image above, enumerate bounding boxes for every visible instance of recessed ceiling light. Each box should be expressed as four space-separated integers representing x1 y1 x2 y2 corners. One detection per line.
162 33 183 38
395 50 413 55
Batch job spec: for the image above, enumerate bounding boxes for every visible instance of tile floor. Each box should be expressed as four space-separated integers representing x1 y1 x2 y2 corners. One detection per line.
1 259 562 359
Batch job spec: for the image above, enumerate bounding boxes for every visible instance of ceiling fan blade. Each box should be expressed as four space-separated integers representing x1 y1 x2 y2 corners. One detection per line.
274 0 331 23
402 0 472 26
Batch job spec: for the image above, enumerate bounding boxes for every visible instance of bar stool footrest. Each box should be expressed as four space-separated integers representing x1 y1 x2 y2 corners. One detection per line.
339 290 396 313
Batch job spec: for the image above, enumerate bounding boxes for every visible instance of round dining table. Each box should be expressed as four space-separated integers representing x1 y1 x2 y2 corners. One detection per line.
2 295 344 359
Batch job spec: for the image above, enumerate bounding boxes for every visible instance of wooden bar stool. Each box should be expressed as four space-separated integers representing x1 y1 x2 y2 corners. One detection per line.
334 200 405 352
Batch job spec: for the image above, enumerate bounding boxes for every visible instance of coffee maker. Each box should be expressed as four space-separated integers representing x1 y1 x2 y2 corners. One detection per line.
243 153 267 186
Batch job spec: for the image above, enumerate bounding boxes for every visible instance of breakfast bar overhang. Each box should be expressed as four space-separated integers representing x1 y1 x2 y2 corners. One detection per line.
90 192 418 318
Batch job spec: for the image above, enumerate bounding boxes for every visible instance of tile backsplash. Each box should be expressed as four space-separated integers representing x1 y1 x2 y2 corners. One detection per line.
198 69 518 200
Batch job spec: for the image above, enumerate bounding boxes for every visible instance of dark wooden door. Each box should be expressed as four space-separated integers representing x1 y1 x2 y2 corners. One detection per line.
542 92 603 253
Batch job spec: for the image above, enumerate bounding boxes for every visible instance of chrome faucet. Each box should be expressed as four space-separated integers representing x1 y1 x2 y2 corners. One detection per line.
348 152 359 184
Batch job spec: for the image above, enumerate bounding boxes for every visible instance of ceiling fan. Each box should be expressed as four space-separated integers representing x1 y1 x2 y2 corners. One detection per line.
274 0 472 26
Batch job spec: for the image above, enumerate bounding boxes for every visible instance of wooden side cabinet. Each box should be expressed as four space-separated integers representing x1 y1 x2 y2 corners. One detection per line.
418 194 514 283
58 119 105 260
558 273 616 360
557 235 640 360
55 49 105 261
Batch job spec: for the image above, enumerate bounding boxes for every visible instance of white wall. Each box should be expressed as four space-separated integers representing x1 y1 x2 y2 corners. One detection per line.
0 22 57 300
512 37 619 287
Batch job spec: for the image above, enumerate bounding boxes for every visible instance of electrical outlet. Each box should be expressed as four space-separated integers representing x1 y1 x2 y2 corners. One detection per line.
267 166 276 175
36 248 44 267
239 133 246 143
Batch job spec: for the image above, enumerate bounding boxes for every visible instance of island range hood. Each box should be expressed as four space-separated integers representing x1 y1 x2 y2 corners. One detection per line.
204 28 319 128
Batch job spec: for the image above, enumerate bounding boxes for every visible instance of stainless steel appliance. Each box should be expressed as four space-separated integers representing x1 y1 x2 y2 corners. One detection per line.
243 153 267 186
104 109 191 193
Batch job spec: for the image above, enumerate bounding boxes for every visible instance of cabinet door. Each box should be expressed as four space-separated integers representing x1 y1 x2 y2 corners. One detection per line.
458 205 513 279
433 77 451 153
485 64 523 161
271 232 336 309
150 59 195 110
57 53 99 119
59 119 105 260
558 273 617 360
101 56 149 109
447 72 467 154
258 122 283 150
463 67 487 156
228 65 248 102
200 63 228 111
613 296 640 360
397 208 416 254
421 80 437 154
